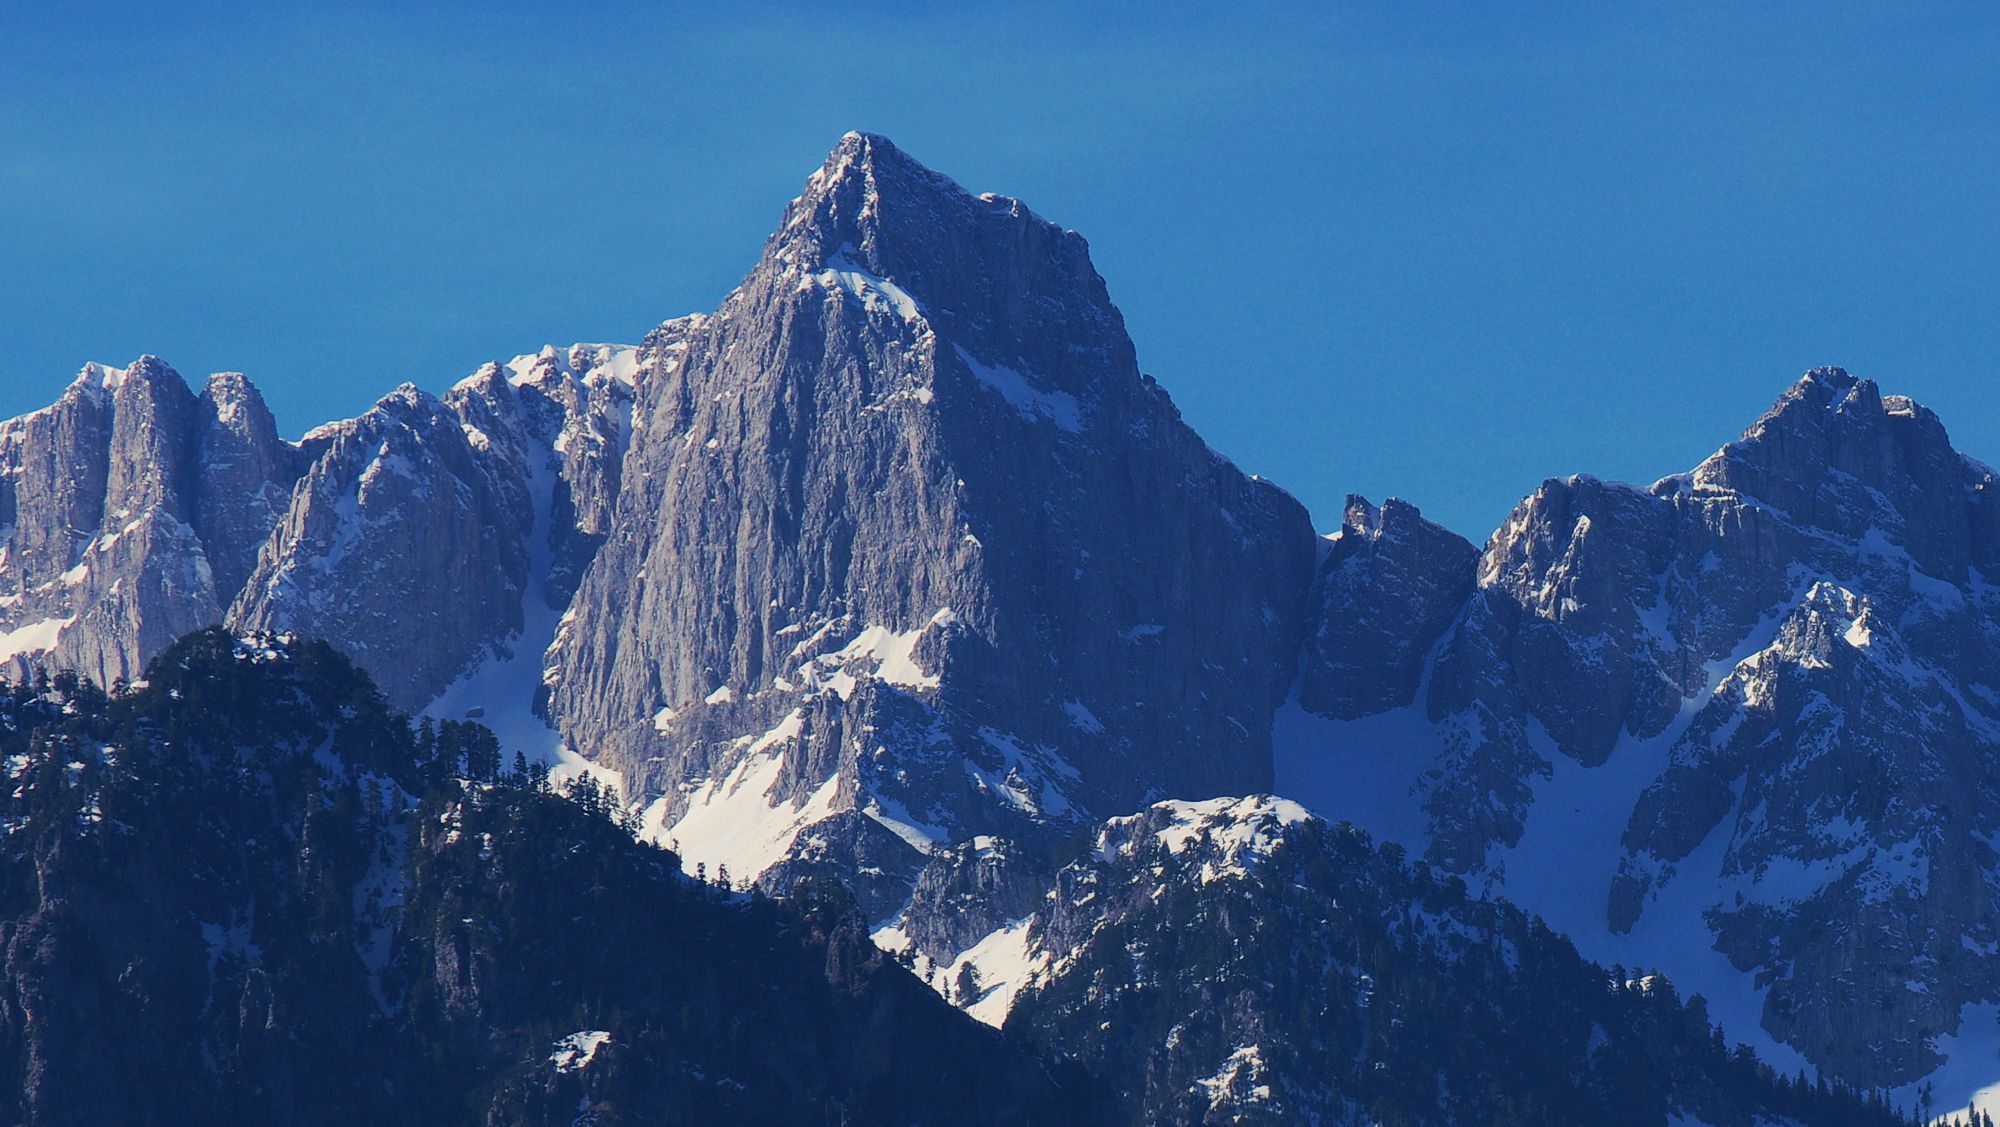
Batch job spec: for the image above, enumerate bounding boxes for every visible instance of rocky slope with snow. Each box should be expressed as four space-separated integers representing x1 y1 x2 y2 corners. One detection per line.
1280 367 2000 1090
231 340 656 711
0 631 1110 1126
890 797 1902 1126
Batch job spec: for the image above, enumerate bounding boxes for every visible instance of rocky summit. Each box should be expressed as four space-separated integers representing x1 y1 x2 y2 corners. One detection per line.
1281 366 2000 1089
5 132 1999 1122
0 359 301 689
543 132 1315 920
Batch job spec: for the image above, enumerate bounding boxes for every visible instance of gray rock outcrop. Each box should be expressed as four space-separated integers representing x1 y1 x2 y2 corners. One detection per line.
0 358 302 688
227 383 528 708
1298 495 1477 720
229 342 653 710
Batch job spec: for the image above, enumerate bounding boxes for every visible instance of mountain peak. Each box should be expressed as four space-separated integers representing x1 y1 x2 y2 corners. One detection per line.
201 370 260 402
378 380 443 413
770 133 1068 278
773 132 982 271
199 371 276 432
73 360 132 393
1683 366 1968 528
1799 363 1858 390
758 132 1117 381
1759 364 1878 425
804 131 949 198
64 355 182 400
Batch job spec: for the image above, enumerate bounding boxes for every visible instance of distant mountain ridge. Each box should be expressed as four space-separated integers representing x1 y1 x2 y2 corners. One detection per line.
0 342 651 714
6 131 2000 1119
1278 367 2000 1094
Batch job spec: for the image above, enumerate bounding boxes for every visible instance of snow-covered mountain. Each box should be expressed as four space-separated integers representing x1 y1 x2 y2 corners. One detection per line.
8 131 2000 1120
1278 367 2000 1094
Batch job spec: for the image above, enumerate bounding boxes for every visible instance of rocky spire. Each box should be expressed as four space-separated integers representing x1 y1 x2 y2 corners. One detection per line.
0 358 305 686
191 372 301 598
545 133 1316 915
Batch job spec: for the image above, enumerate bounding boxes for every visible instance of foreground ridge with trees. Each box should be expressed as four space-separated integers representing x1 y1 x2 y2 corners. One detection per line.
0 629 1926 1125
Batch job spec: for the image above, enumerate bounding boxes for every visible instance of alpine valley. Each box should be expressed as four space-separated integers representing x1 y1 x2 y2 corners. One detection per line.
1 133 1992 1126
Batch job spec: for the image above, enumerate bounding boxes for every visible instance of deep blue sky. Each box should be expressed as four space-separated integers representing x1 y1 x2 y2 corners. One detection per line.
4 3 1996 539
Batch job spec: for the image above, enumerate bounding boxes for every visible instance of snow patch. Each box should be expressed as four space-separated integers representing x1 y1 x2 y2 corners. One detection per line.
1901 1002 2000 1123
793 609 951 698
953 344 1082 432
966 727 1080 819
644 712 838 882
1102 796 1313 883
0 616 70 663
548 1030 611 1073
817 246 924 323
1196 1044 1276 1108
941 917 1046 1027
1062 699 1105 734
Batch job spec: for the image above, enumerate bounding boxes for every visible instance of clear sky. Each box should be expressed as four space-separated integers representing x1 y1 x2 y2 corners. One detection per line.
4 2 1996 539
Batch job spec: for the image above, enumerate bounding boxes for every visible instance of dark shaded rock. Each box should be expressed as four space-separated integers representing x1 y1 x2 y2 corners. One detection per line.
1299 495 1476 720
0 630 1114 1126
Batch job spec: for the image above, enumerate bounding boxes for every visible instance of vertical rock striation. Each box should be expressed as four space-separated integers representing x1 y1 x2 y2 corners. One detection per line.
0 358 303 688
545 133 1316 912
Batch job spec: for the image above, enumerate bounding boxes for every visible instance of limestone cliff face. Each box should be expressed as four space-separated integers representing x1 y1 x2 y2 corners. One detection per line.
227 384 528 708
1298 496 1477 721
444 342 654 615
191 373 307 600
545 133 1316 902
0 358 302 688
227 343 649 711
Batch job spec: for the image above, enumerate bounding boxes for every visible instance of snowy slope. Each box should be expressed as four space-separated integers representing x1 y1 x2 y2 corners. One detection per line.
1278 369 2000 1104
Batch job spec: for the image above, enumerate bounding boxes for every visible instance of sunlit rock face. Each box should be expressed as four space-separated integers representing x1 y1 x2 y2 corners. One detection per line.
0 357 302 688
230 342 648 711
544 132 1316 913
